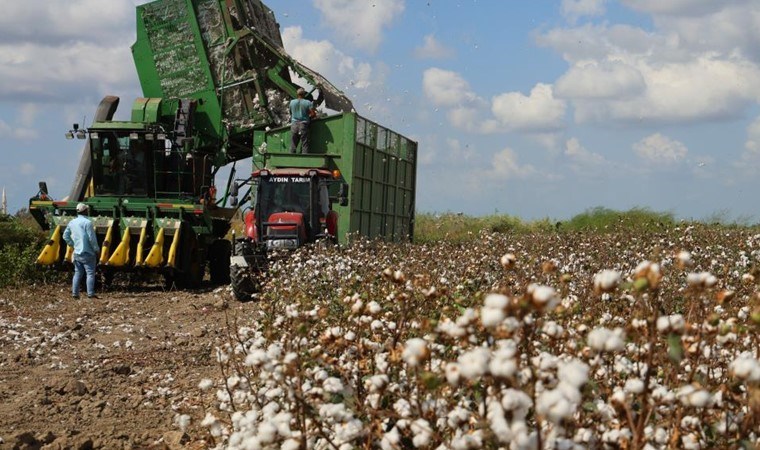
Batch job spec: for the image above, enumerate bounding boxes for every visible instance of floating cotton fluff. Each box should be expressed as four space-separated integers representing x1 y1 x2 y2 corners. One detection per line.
729 352 760 382
481 293 508 328
656 314 686 333
594 269 621 293
198 378 214 391
402 338 430 367
587 327 625 352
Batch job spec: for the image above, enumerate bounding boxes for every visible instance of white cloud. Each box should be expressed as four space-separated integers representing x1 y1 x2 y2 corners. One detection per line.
422 68 480 108
736 116 760 173
633 133 688 165
565 137 606 166
491 84 567 132
489 148 537 180
538 2 760 126
313 0 405 53
562 0 607 22
283 26 374 92
414 35 454 60
555 61 645 100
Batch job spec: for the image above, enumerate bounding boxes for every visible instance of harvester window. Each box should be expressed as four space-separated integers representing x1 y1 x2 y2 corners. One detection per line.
91 132 150 197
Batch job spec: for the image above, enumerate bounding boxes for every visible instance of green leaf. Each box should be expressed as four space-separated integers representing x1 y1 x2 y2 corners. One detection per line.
667 333 683 364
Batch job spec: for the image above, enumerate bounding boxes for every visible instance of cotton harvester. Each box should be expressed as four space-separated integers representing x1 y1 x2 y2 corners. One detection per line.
30 0 418 297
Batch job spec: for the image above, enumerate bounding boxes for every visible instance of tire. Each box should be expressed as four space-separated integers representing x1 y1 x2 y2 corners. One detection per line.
230 240 266 301
209 239 232 285
175 226 204 289
230 263 258 301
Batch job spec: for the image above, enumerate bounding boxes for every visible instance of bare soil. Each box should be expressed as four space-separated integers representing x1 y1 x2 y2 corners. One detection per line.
0 280 255 450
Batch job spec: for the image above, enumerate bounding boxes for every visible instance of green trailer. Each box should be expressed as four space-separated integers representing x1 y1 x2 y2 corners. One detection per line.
252 113 417 244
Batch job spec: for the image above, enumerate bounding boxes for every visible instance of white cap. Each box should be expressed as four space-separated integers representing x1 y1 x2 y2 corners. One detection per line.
76 203 88 213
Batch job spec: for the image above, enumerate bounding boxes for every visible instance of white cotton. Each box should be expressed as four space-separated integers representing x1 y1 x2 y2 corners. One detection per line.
528 284 560 310
594 270 621 292
367 301 382 314
677 250 692 266
323 377 344 394
624 378 645 395
656 314 685 333
198 379 214 391
394 398 412 418
174 414 191 431
403 338 429 367
445 362 462 386
587 327 625 352
480 306 506 328
458 347 490 380
484 293 509 309
489 348 518 379
542 320 564 338
730 352 760 382
411 419 433 448
558 359 589 389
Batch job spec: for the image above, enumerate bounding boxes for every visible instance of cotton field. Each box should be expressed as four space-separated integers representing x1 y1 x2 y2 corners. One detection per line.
198 225 760 449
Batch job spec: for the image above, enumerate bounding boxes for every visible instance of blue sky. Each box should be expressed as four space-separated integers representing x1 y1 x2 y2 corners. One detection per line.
2 0 760 221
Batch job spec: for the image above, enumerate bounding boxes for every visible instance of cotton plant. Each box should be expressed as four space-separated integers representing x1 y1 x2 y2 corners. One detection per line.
188 232 760 449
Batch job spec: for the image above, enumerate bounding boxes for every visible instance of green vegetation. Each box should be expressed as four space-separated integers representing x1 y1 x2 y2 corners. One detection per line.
561 206 675 232
415 207 681 242
414 212 555 243
0 210 48 288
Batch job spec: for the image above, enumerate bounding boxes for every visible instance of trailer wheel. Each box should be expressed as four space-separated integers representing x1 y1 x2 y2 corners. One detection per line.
209 239 231 285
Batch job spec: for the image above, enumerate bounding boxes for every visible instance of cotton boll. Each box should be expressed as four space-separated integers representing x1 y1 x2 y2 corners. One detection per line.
656 314 685 333
403 338 430 367
558 359 588 389
323 377 344 394
528 284 560 311
480 306 506 329
445 362 462 386
489 347 518 379
624 378 645 395
458 347 490 380
730 352 760 382
594 270 621 293
198 379 214 391
411 419 433 448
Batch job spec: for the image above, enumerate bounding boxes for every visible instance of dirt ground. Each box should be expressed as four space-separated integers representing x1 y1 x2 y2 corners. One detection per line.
0 279 256 450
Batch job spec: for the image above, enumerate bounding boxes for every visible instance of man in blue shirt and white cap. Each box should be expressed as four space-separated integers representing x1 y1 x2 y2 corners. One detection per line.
63 203 101 299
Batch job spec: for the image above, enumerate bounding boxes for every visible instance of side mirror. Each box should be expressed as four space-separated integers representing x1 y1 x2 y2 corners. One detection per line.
338 182 349 207
229 183 239 207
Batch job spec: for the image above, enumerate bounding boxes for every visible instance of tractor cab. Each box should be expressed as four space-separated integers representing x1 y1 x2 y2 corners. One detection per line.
240 168 347 250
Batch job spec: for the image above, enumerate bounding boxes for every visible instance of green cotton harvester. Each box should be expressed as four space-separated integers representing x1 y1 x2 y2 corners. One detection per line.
29 0 417 295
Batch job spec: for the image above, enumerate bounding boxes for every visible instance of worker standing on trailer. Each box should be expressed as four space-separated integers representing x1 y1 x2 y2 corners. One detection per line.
289 87 322 154
63 203 101 299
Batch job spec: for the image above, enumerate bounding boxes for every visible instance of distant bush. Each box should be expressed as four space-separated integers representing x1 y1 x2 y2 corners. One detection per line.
0 212 48 287
561 206 675 232
414 212 554 243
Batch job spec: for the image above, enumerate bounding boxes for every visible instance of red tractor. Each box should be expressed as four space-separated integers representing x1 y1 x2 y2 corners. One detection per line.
229 167 348 299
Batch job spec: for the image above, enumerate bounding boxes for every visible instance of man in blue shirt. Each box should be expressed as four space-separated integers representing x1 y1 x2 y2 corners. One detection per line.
63 203 101 299
289 87 322 154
